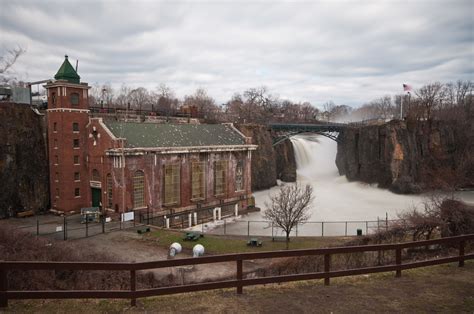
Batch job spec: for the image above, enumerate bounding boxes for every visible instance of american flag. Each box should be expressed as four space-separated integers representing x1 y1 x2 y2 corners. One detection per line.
403 84 412 92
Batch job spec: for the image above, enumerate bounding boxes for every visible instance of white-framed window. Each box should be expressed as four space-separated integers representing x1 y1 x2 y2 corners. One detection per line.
214 160 227 196
133 170 145 208
191 162 206 200
164 164 180 206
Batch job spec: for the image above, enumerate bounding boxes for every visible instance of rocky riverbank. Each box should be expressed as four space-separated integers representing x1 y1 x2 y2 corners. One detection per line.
236 124 296 191
336 120 474 194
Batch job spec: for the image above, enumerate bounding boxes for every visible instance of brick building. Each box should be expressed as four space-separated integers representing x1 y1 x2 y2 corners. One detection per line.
46 56 257 219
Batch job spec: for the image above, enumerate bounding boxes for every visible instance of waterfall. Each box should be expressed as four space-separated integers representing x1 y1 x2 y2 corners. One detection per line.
290 135 339 181
254 134 425 222
223 134 473 237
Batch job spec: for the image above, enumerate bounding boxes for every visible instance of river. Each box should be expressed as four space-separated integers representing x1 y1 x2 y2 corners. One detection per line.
202 135 473 236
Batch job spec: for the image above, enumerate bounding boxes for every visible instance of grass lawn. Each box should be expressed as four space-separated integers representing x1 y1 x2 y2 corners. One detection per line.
5 261 473 313
145 228 349 254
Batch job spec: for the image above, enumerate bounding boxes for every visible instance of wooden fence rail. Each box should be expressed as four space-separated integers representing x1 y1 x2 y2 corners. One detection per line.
1 234 473 308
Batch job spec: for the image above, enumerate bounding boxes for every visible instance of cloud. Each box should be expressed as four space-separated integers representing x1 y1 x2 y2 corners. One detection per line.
1 0 472 106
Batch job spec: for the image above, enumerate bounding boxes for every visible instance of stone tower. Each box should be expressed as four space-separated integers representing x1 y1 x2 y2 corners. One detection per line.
45 55 90 213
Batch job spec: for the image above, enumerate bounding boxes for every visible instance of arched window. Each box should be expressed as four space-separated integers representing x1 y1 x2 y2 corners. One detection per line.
92 169 100 182
106 174 113 209
133 170 145 208
71 93 80 106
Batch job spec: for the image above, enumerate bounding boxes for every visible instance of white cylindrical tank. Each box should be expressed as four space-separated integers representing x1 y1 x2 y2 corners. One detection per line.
193 244 205 257
169 242 182 257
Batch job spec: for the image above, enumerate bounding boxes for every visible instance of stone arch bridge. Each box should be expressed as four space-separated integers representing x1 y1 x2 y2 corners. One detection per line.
269 122 349 146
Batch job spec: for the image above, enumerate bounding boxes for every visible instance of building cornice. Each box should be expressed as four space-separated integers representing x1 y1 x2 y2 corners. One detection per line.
44 81 90 89
106 144 258 156
47 108 90 113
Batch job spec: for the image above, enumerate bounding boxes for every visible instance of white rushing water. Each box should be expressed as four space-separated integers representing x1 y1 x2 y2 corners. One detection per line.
252 135 425 222
207 135 473 236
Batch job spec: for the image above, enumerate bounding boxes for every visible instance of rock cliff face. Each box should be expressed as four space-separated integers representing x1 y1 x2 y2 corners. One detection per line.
236 124 277 190
336 120 474 193
274 139 297 182
0 103 49 217
236 124 298 190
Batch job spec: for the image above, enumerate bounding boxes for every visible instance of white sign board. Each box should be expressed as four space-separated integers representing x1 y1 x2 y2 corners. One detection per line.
56 226 63 232
105 217 112 223
121 211 134 222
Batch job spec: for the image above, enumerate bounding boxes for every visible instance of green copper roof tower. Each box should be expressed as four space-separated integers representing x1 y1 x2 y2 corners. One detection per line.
54 55 80 84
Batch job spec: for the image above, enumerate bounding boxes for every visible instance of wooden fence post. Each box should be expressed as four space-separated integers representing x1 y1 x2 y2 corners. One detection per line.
86 214 89 237
237 259 243 294
0 268 7 308
324 254 330 286
63 216 67 241
459 240 465 267
396 248 402 278
130 270 136 306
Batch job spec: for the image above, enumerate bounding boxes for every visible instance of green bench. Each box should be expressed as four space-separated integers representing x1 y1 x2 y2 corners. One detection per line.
183 232 202 241
247 238 262 247
137 227 151 234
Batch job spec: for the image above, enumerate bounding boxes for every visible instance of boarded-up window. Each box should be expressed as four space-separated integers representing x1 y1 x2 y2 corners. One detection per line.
92 169 100 181
133 171 145 208
191 162 205 200
71 93 80 106
106 174 113 208
214 160 227 196
164 164 180 206
235 159 244 191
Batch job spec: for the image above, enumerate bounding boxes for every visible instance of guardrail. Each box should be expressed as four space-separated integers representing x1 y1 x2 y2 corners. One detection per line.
1 234 472 308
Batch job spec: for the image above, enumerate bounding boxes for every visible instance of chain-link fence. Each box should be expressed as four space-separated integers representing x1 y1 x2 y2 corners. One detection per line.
198 218 397 237
11 212 142 241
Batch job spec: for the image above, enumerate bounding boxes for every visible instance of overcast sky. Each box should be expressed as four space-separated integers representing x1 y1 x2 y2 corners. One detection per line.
1 0 473 107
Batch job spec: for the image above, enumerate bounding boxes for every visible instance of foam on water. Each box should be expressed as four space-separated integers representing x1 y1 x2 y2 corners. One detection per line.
252 135 464 221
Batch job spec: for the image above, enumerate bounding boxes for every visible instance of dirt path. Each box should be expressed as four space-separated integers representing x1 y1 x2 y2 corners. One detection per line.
66 229 263 284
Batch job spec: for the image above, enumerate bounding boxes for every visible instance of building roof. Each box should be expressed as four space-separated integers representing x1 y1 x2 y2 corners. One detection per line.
104 121 246 148
54 55 80 84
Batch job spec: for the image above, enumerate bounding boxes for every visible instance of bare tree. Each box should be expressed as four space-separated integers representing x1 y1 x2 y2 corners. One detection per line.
264 183 313 248
115 84 132 110
152 83 177 116
128 87 150 113
415 82 444 122
184 88 218 120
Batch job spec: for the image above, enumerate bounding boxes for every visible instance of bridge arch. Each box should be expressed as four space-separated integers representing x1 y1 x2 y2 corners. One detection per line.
269 123 346 146
272 131 341 146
